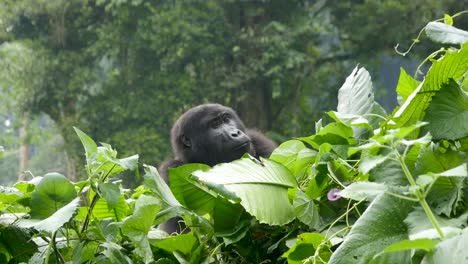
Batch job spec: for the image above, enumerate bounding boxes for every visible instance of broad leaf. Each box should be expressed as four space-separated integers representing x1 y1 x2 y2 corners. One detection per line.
299 122 356 149
422 79 468 140
433 164 467 177
168 164 214 215
329 194 413 264
415 146 466 216
18 197 80 233
393 43 468 130
73 241 99 264
0 226 37 262
122 195 160 263
396 67 420 104
150 233 197 255
92 194 128 221
425 21 468 45
216 220 250 246
270 140 316 177
382 238 438 253
101 242 132 264
193 157 297 225
143 165 181 208
336 66 375 138
421 228 468 264
339 182 387 201
369 159 408 186
282 233 331 264
404 208 468 240
212 199 244 233
337 66 374 117
29 173 77 219
100 182 121 210
293 190 320 229
359 155 389 175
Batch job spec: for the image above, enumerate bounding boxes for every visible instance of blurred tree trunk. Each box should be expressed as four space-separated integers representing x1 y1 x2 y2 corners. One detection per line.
230 2 274 131
60 125 79 181
18 115 28 181
237 85 273 131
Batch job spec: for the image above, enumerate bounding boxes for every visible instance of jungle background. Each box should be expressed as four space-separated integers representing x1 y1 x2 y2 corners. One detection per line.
0 0 466 185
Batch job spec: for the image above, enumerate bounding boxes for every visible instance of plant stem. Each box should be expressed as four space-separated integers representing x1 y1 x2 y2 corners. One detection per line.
325 199 364 238
397 153 445 239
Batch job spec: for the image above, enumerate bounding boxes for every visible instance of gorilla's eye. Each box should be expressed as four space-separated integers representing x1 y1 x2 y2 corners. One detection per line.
210 119 222 128
222 113 230 122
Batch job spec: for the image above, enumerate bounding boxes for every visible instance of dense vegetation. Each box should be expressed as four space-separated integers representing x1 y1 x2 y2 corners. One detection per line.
0 13 467 263
1 0 466 184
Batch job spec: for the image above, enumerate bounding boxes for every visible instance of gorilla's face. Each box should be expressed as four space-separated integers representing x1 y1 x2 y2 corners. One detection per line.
172 104 253 166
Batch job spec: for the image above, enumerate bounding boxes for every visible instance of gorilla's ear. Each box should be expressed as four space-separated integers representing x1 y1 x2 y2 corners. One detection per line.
181 135 191 148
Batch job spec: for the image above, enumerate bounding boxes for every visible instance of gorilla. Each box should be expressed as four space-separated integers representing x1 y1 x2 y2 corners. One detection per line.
159 103 277 233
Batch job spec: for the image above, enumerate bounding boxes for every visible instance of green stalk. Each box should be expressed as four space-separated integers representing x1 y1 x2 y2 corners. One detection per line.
397 153 445 239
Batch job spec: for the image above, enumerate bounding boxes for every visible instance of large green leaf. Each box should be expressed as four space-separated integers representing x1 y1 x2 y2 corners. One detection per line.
100 182 121 210
193 157 297 225
270 140 316 177
92 194 128 221
293 190 320 229
329 194 413 264
299 122 356 149
415 146 467 216
382 238 438 254
29 173 77 219
404 207 467 240
212 199 244 233
168 163 214 215
143 165 181 208
101 242 132 264
396 67 420 104
369 159 408 186
73 241 99 264
150 233 197 255
18 197 80 233
393 42 468 129
143 165 187 226
422 79 468 140
122 195 160 263
282 232 331 264
421 228 468 264
0 226 37 262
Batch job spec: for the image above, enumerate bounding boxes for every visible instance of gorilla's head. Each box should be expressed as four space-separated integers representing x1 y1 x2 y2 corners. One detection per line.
171 104 253 166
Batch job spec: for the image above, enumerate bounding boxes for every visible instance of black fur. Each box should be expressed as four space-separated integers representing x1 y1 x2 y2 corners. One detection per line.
159 103 277 233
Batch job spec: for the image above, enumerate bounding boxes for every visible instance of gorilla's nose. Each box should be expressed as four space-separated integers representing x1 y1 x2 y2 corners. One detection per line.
231 129 242 137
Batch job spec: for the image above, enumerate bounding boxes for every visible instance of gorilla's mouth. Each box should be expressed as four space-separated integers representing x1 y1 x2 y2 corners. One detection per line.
233 141 250 151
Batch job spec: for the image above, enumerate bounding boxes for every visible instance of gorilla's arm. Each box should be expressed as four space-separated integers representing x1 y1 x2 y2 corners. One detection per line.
246 129 277 158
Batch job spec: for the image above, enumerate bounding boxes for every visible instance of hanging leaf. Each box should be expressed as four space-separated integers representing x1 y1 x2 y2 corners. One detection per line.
425 21 468 45
193 157 297 225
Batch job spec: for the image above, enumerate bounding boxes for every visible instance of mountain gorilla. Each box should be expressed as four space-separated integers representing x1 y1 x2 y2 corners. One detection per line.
159 103 277 233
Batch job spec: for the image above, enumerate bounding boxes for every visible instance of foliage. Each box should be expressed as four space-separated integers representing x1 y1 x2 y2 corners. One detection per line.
0 11 468 264
0 0 456 181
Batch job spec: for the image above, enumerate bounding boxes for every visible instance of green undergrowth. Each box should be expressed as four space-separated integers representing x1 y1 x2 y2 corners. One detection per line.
0 15 467 264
